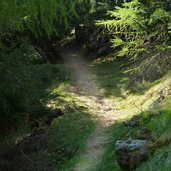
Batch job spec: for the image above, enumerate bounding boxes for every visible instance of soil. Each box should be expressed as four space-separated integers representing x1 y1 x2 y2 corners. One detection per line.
62 44 118 171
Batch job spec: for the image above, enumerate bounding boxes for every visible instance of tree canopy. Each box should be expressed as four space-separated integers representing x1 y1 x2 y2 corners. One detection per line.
0 0 78 37
97 0 171 59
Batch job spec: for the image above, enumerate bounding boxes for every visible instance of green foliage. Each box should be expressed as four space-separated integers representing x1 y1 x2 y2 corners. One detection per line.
96 0 146 58
0 44 70 129
147 110 171 138
97 103 171 171
96 0 171 59
0 0 97 130
0 0 78 37
136 109 171 171
136 144 171 171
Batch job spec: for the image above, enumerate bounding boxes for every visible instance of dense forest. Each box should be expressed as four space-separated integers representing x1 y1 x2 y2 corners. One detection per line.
0 0 171 171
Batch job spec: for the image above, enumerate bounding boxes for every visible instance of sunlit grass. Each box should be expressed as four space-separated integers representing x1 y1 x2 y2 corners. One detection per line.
0 63 97 171
92 59 128 99
91 56 171 171
137 106 171 171
48 82 76 107
91 56 166 111
96 96 171 171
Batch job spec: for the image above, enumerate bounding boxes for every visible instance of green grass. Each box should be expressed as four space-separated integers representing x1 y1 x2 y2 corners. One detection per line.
91 57 171 171
2 53 171 171
50 111 95 148
46 82 97 170
96 97 171 171
95 122 125 171
136 144 171 171
92 59 128 98
38 64 97 170
41 65 97 170
48 110 96 170
91 56 165 102
136 97 171 171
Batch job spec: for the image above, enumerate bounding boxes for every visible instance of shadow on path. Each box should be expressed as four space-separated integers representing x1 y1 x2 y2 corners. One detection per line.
61 43 118 171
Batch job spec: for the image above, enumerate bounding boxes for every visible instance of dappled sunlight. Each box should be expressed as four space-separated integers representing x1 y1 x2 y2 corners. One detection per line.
46 82 77 111
92 56 171 112
97 95 171 171
2 1 171 171
42 46 171 171
93 55 117 65
60 45 164 171
92 57 129 99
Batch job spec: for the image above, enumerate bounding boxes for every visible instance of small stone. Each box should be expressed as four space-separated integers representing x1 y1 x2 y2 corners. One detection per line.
124 121 138 127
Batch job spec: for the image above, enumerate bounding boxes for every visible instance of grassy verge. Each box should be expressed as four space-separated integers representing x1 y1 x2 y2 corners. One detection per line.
49 110 96 170
96 97 171 171
96 122 125 171
136 144 171 171
91 57 171 171
46 67 97 170
136 97 171 171
91 58 128 99
36 64 96 170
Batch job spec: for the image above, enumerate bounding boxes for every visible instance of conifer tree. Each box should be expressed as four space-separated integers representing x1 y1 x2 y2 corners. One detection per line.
0 0 78 38
97 0 171 59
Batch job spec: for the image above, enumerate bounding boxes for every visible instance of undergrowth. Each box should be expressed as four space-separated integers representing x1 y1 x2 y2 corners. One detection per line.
96 97 171 171
49 110 96 170
92 57 171 171
0 62 96 171
136 97 171 171
136 144 171 171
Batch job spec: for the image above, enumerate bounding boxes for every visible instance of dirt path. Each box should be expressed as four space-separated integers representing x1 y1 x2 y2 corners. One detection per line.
61 44 117 171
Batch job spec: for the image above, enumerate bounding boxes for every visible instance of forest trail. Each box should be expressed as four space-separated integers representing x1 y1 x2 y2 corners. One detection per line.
61 44 117 171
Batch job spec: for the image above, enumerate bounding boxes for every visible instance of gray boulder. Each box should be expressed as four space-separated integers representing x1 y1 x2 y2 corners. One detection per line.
115 139 149 170
116 139 147 151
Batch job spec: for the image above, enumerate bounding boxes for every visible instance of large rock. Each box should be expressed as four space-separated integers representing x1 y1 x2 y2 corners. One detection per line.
115 139 149 170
